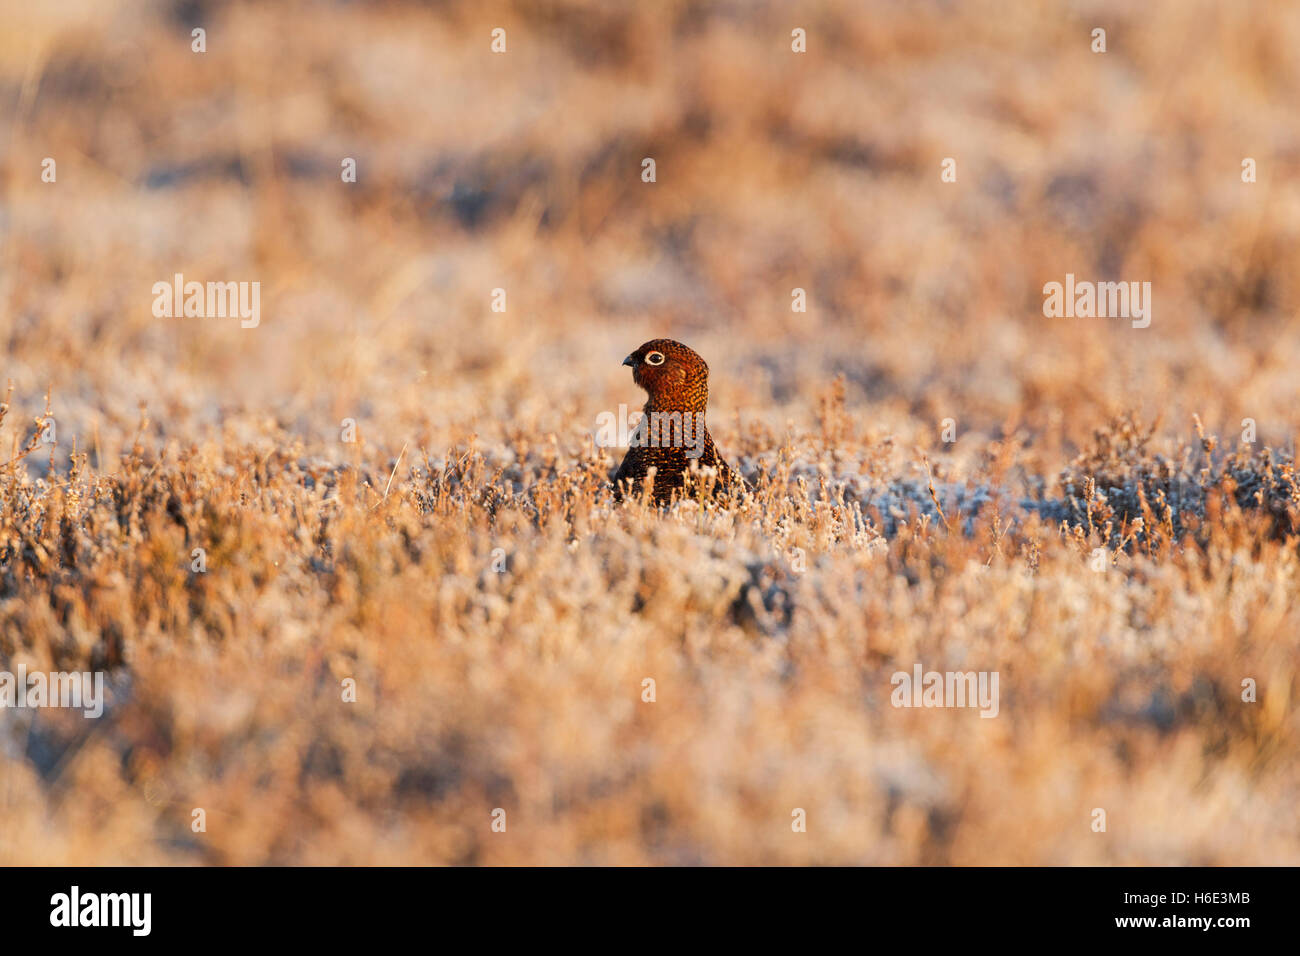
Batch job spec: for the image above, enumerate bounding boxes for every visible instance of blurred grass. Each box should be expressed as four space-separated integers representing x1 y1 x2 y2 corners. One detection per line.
0 0 1298 864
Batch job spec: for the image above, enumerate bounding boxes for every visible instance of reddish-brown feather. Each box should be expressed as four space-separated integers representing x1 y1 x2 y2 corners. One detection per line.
613 339 746 503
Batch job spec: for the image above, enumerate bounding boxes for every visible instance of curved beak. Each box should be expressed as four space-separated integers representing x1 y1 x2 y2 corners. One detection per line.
622 355 636 367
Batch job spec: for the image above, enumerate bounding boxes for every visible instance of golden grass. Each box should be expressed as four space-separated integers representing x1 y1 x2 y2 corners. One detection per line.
0 0 1298 864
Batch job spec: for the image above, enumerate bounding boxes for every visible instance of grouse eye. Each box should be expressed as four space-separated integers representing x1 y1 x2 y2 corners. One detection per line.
644 351 666 366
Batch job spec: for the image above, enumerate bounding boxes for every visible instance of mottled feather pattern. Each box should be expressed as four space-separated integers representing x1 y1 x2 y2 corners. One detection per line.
612 339 746 503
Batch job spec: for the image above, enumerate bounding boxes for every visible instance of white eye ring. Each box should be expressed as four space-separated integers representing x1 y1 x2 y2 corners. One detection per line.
645 351 665 366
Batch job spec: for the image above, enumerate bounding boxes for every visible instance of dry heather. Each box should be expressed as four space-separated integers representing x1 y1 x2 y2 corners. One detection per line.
1 0 1299 864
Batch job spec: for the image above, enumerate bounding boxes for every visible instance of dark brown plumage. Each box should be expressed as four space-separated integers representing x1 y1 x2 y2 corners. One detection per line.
612 338 745 504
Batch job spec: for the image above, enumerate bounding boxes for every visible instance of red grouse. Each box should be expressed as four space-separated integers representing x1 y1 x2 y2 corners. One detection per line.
612 338 745 503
